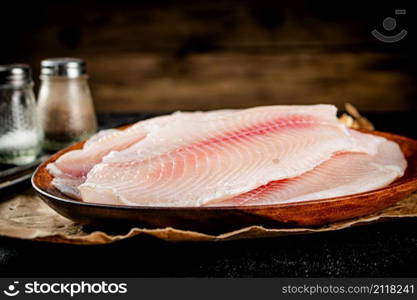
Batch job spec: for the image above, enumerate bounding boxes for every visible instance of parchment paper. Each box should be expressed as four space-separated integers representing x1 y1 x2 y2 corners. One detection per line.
0 189 416 245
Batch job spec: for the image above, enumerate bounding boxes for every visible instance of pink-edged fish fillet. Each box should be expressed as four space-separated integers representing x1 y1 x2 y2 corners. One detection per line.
207 130 406 206
48 109 235 198
77 105 374 206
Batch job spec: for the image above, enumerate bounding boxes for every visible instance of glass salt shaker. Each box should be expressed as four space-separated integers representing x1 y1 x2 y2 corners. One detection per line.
0 65 43 165
37 58 98 151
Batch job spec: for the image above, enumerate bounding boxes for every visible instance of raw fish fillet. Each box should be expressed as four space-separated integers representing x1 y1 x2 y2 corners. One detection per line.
50 110 234 179
78 105 369 206
207 130 407 206
48 109 235 198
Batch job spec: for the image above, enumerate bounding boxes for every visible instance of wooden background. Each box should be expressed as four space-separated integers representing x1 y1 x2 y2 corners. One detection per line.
1 0 415 112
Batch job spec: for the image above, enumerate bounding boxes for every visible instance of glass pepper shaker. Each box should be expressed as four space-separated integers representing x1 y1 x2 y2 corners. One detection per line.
0 64 43 165
37 58 98 151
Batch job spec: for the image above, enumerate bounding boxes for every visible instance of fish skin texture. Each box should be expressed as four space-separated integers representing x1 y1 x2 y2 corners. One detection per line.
78 105 371 207
206 130 406 206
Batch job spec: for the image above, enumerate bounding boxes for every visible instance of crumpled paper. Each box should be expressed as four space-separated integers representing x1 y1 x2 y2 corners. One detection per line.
0 189 416 245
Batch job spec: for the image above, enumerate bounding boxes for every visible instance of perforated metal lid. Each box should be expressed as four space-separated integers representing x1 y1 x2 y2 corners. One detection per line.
0 64 33 85
41 58 86 78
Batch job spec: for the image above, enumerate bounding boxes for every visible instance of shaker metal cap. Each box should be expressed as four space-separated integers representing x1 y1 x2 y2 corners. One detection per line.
0 64 33 85
41 58 86 78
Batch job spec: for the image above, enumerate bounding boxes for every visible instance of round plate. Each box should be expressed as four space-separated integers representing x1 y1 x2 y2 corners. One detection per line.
32 129 417 232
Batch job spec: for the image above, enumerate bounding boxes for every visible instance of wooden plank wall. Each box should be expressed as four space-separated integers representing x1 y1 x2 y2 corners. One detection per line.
1 0 415 112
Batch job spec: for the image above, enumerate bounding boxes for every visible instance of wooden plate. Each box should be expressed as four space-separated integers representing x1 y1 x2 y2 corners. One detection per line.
31 129 417 232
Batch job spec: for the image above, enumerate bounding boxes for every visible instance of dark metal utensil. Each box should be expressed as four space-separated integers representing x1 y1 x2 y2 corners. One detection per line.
0 155 49 180
0 155 49 189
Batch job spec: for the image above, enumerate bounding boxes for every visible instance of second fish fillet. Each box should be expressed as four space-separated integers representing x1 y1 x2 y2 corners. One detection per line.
207 130 406 206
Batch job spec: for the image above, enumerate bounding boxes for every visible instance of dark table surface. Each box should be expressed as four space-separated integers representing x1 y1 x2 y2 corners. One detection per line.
1 111 417 277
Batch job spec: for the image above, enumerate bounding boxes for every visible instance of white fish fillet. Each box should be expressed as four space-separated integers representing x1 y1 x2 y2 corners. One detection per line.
78 105 371 206
48 109 235 198
207 130 407 206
